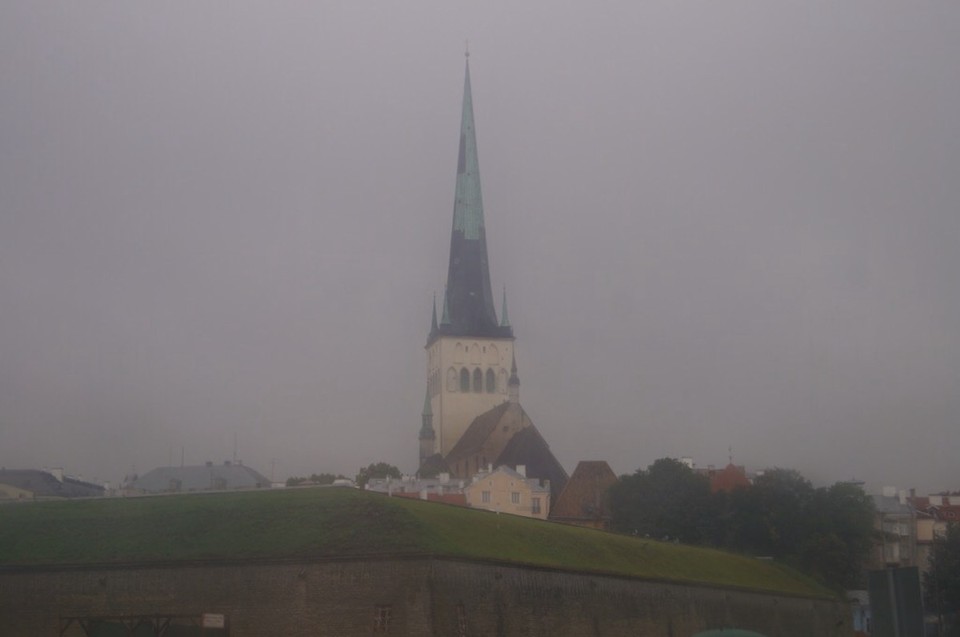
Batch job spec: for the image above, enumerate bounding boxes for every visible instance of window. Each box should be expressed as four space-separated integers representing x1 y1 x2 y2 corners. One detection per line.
481 491 490 503
485 368 496 393
460 368 470 392
472 368 482 392
511 492 520 505
532 497 541 514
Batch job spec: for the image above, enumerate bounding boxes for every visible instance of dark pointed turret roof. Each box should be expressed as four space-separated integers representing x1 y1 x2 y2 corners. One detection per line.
429 57 513 345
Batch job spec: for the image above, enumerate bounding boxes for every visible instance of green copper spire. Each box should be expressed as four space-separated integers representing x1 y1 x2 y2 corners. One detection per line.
431 293 439 333
500 286 510 327
452 57 484 241
426 55 513 346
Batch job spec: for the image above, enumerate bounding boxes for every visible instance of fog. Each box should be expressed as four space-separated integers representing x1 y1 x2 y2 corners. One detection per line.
1 3 957 493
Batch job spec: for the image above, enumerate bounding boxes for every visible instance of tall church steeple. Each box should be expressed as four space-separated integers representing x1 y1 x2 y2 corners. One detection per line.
422 55 517 460
432 57 513 342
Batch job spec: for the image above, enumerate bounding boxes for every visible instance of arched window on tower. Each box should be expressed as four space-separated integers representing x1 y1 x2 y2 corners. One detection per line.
460 368 470 392
485 368 496 393
446 367 458 392
472 368 483 393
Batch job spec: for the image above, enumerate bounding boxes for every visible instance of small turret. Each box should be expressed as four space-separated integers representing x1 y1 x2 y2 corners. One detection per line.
500 286 510 328
419 387 436 465
508 350 520 404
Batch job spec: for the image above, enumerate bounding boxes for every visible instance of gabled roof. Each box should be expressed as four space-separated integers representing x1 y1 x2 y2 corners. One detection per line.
496 426 568 500
445 401 516 465
468 465 550 495
550 461 618 521
131 464 270 493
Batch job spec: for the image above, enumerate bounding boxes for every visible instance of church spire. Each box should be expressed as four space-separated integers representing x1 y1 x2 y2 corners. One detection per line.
432 56 512 341
430 293 439 333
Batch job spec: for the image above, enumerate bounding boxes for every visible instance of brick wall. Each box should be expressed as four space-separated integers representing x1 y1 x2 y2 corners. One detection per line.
0 557 850 636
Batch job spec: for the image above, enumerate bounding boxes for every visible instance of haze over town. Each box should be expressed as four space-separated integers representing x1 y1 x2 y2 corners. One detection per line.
1 3 957 494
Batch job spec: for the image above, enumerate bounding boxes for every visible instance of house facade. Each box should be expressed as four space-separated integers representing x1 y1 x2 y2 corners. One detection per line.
464 465 551 520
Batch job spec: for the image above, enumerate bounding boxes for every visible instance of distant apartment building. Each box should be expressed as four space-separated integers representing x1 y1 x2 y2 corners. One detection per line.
869 487 919 570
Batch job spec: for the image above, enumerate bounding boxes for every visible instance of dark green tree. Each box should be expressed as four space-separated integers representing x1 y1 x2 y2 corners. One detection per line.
725 470 873 589
608 458 719 545
725 468 815 558
925 523 960 636
355 462 402 488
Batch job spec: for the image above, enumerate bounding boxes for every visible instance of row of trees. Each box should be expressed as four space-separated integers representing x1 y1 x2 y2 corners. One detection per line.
607 458 875 590
286 462 402 488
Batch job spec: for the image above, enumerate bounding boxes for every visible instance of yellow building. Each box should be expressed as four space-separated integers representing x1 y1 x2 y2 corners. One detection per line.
464 465 551 520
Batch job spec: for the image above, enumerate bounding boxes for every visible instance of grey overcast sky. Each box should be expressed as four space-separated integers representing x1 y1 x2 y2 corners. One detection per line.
1 3 957 493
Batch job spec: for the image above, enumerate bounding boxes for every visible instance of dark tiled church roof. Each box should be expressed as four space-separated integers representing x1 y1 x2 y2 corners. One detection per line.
445 402 514 465
496 426 568 501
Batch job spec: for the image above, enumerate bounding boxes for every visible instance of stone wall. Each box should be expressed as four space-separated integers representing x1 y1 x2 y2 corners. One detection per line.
0 556 850 636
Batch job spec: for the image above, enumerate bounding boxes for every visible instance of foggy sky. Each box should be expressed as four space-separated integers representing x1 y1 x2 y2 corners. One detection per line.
1 3 957 493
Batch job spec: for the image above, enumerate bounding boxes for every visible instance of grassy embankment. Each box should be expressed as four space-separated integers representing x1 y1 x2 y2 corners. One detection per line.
0 487 832 598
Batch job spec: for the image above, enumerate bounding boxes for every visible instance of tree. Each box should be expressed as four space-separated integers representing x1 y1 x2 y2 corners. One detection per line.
355 462 401 488
725 468 815 558
925 523 960 636
608 458 719 545
725 471 874 590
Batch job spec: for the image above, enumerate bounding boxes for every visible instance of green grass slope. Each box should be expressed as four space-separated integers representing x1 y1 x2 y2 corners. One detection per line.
0 488 832 598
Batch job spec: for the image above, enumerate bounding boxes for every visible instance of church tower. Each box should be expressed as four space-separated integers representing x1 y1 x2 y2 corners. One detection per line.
424 55 515 457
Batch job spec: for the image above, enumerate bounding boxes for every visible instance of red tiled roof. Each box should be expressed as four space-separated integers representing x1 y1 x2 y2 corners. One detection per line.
550 461 618 521
710 464 750 494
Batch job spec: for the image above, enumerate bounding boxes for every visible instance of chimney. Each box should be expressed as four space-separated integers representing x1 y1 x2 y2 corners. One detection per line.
516 464 526 477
